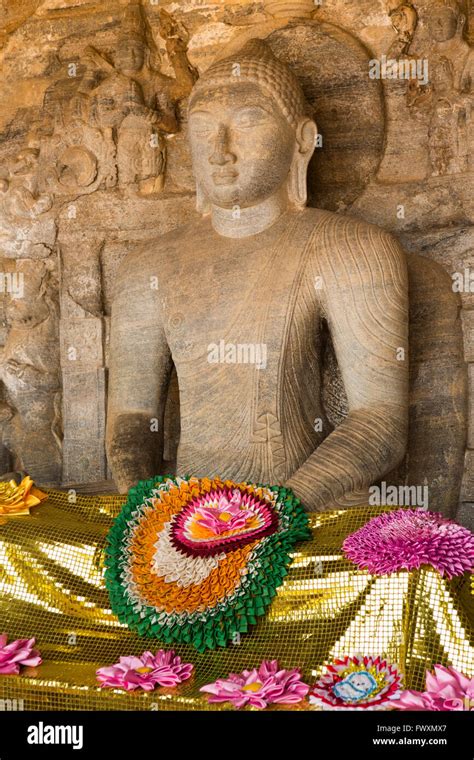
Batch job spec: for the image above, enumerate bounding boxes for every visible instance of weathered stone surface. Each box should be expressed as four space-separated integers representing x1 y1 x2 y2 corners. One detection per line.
462 310 474 362
0 258 61 484
62 368 106 440
400 226 474 308
401 254 467 517
461 449 474 501
457 501 474 530
0 1 200 485
468 363 474 448
60 317 103 369
62 367 107 483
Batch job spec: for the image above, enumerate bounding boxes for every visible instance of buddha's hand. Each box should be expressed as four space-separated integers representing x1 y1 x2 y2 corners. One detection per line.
284 477 329 513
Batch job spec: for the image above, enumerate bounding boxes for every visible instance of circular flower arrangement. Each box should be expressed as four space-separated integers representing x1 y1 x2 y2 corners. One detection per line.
105 476 310 651
309 655 403 711
342 509 474 579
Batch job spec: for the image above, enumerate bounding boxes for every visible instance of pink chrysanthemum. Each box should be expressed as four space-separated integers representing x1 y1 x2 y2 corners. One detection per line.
309 655 403 711
96 650 193 692
343 509 474 578
200 660 309 709
397 666 474 711
0 634 42 675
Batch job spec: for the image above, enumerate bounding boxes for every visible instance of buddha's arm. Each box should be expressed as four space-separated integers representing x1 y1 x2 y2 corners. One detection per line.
286 224 409 512
106 255 172 493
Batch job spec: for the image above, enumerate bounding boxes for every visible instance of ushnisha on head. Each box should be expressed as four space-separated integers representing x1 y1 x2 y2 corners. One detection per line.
428 0 466 43
187 39 318 215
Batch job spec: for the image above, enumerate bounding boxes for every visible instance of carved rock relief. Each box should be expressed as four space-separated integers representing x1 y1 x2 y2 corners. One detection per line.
0 1 196 484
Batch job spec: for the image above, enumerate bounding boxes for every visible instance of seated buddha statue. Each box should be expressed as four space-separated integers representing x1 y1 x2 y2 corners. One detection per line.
106 39 410 513
0 40 471 713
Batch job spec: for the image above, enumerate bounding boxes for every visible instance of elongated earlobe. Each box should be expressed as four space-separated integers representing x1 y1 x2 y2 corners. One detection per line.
288 118 318 210
288 161 306 209
196 180 211 215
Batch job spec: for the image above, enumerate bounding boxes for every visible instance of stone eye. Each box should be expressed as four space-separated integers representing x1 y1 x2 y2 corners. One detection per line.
190 114 214 135
233 107 268 129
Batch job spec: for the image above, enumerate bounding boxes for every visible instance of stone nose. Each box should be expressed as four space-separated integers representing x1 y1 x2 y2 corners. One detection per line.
208 124 236 166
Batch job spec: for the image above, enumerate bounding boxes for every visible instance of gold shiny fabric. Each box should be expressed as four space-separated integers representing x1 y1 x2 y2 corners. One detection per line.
0 490 472 710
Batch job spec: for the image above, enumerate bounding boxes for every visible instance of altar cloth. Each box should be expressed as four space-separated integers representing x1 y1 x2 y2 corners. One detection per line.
0 489 472 710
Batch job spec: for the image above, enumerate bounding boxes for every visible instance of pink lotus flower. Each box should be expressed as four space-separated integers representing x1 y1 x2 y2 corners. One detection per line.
195 489 255 535
172 486 278 557
0 634 42 675
397 666 474 711
200 660 310 709
96 650 193 692
343 509 474 578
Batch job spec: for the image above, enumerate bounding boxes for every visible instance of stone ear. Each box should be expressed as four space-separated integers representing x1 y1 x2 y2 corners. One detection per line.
457 12 466 34
196 179 211 215
288 117 318 210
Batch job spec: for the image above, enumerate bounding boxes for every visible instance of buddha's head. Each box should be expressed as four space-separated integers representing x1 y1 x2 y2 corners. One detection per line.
188 39 317 214
428 0 465 43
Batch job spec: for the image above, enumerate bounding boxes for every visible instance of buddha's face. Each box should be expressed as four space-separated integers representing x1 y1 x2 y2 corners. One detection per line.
429 4 459 42
116 38 145 75
188 83 296 210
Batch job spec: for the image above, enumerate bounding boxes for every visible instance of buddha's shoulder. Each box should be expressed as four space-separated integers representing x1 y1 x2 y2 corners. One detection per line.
115 217 208 285
302 208 406 265
303 207 401 243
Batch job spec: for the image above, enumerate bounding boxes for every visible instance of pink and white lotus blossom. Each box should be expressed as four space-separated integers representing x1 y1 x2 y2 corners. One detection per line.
172 486 278 557
397 666 474 711
0 634 42 675
200 660 310 709
96 650 194 692
195 489 255 535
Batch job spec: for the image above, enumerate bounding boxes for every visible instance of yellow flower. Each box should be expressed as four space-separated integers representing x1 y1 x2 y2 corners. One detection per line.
0 476 48 516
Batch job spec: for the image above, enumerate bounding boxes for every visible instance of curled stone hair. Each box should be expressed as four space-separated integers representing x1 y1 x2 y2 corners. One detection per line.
435 0 464 15
189 39 309 131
